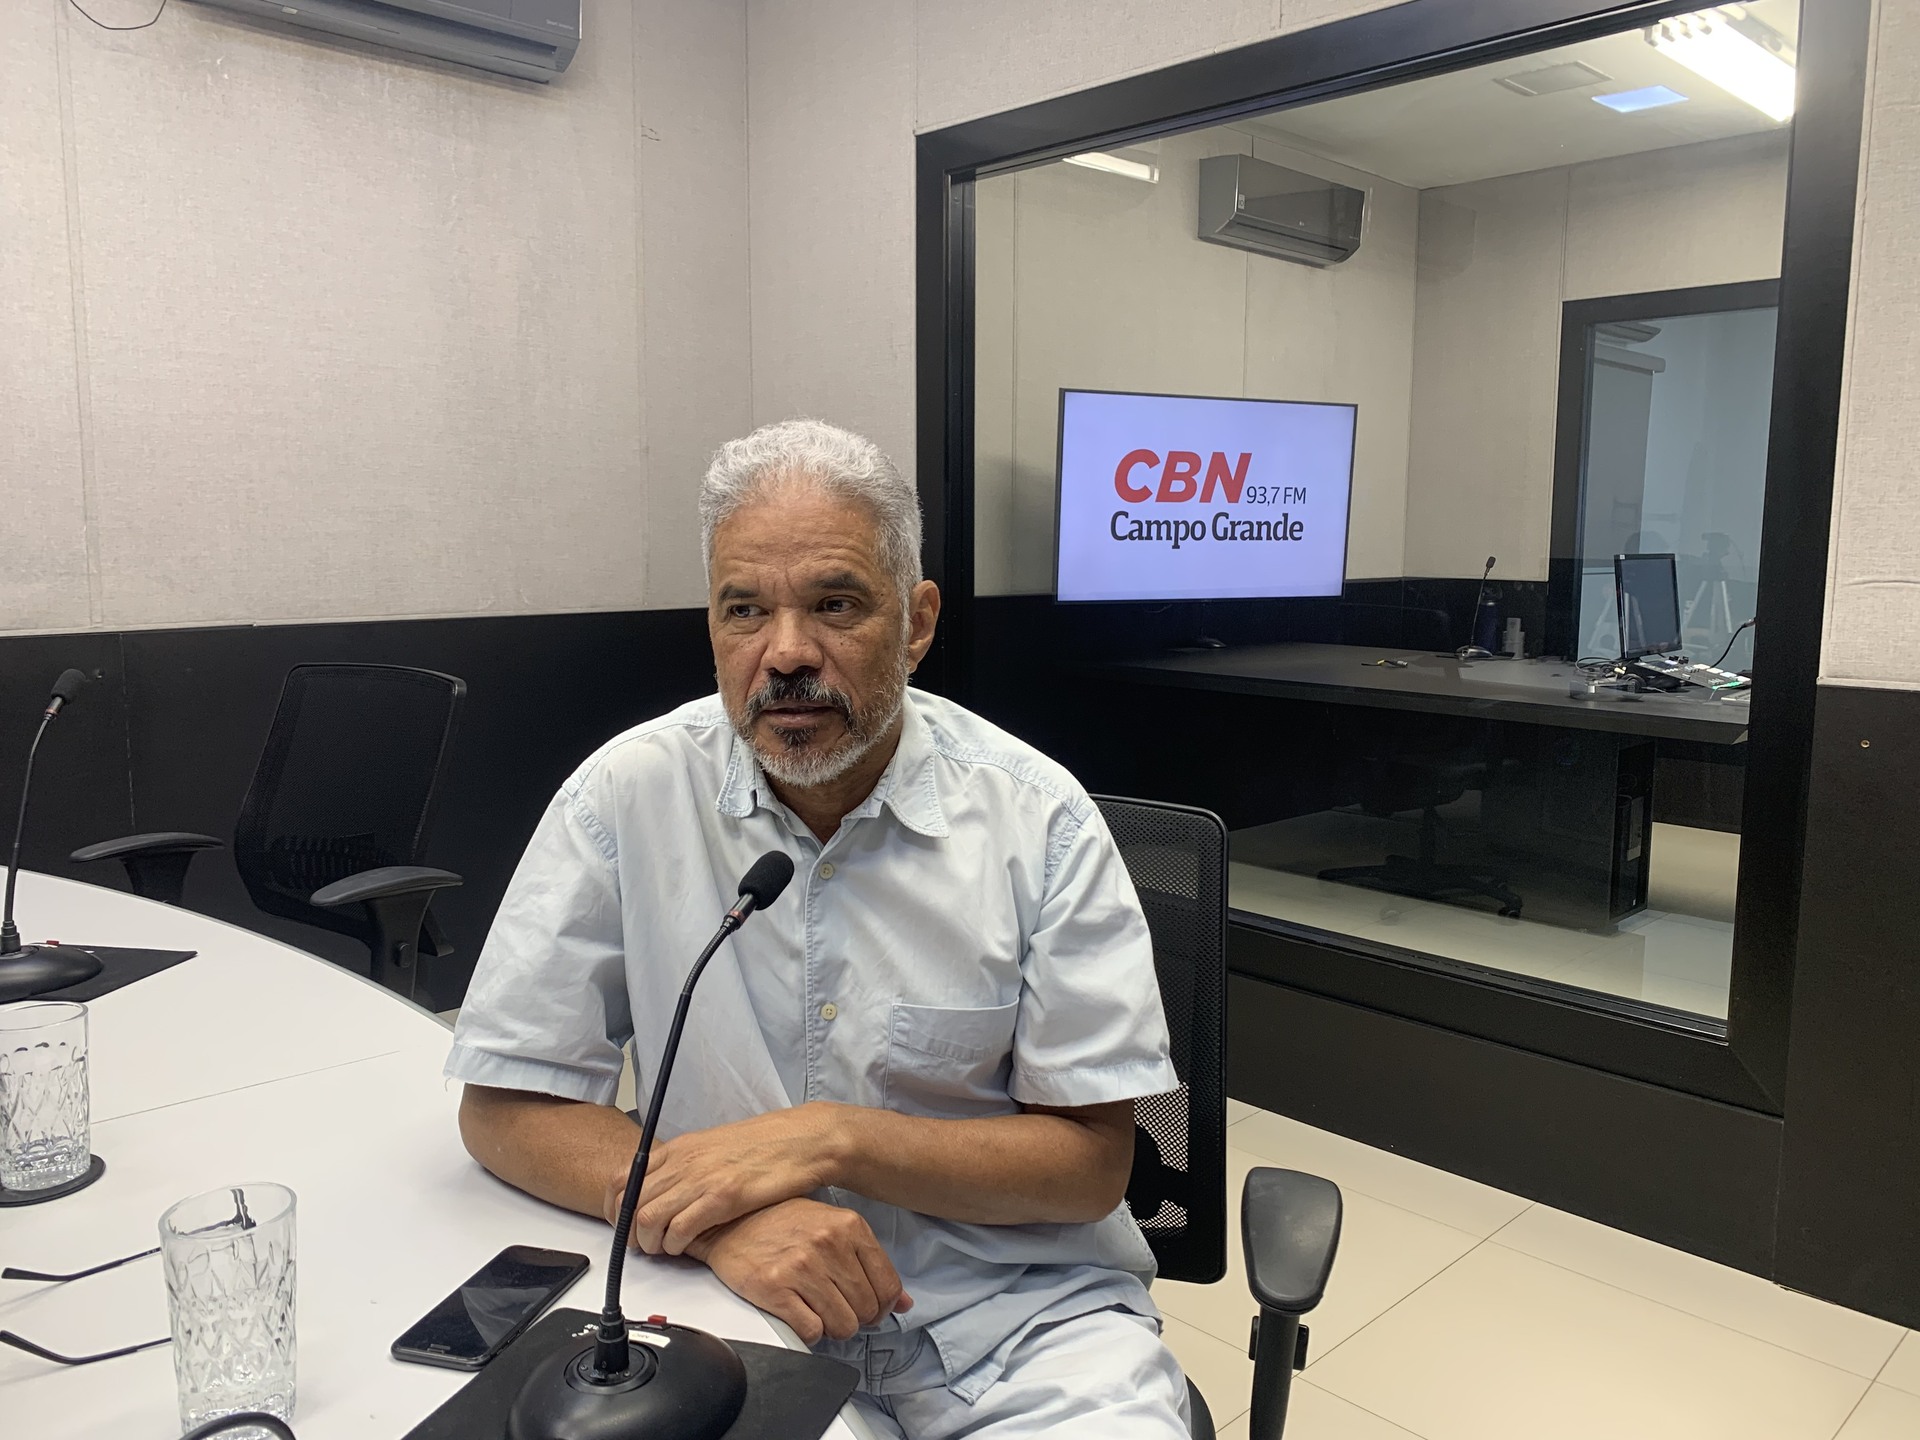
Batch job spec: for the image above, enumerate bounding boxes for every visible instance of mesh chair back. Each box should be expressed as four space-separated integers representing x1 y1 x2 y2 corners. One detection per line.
1095 795 1229 1286
234 665 465 949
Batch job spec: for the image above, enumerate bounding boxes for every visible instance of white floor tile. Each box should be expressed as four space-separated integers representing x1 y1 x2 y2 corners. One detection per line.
1835 1384 1920 1439
1163 1312 1255 1428
1555 914 1734 1017
1156 1149 1482 1357
1215 1381 1428 1440
1494 1204 1905 1378
1229 819 1740 1015
1286 1381 1429 1439
1231 1109 1531 1238
1307 1243 1870 1440
1228 1098 1257 1126
1877 1331 1920 1396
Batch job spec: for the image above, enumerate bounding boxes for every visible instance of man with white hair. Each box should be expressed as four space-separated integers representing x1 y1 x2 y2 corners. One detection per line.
447 419 1192 1437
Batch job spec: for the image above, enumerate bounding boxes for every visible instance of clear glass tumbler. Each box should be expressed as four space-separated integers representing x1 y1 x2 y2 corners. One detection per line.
0 1000 90 1192
161 1183 298 1436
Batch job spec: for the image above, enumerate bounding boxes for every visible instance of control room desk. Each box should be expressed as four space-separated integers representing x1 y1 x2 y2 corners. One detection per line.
1099 642 1750 746
1097 644 1750 929
0 870 862 1440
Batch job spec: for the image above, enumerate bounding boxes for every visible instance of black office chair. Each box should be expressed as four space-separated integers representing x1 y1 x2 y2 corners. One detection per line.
1096 795 1343 1440
71 664 466 1002
1317 748 1523 918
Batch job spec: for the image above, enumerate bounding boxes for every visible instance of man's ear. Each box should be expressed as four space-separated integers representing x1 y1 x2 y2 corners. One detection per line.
907 580 942 669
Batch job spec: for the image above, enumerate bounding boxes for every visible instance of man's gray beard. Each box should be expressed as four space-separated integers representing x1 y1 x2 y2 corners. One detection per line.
735 661 909 791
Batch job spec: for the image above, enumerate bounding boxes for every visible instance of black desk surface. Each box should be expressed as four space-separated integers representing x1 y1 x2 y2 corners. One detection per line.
1099 642 1750 745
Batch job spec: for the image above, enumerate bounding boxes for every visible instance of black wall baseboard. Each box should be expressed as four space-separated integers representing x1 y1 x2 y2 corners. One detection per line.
1776 683 1920 1326
1228 972 1783 1274
1 610 715 1009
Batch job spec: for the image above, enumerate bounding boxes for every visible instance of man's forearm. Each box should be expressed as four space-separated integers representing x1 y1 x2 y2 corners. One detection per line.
822 1102 1132 1226
458 1083 640 1219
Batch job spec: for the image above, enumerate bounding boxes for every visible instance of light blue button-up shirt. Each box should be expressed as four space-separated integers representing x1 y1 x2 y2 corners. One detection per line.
446 688 1181 1396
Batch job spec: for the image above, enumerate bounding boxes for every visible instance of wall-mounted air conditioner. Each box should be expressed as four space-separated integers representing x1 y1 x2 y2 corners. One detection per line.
1197 154 1364 267
184 0 581 84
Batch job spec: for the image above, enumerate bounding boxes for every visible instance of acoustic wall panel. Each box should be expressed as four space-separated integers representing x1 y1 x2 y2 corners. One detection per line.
1823 8 1920 687
637 0 752 610
1 5 94 633
747 0 917 480
913 0 1278 133
56 1 650 629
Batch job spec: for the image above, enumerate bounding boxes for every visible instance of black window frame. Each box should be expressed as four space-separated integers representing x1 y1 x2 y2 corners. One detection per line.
916 0 1870 1113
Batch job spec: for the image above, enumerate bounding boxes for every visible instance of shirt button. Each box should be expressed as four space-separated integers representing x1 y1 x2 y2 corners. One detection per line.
818 862 836 880
819 1002 838 1021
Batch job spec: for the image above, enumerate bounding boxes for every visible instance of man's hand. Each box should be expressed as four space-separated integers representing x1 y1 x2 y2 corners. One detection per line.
684 1198 913 1344
622 1103 848 1256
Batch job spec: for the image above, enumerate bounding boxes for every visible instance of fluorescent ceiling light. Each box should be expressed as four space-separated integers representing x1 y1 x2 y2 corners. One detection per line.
1593 84 1691 114
1647 10 1795 122
1063 151 1160 183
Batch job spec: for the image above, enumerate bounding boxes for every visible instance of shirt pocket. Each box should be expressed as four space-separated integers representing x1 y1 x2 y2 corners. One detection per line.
883 1000 1020 1119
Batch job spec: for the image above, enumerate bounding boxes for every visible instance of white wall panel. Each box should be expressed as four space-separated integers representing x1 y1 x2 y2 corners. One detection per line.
1404 170 1570 581
915 0 1278 132
1002 131 1252 593
1243 136 1417 581
1 5 93 633
747 0 917 483
637 0 752 609
1563 133 1789 301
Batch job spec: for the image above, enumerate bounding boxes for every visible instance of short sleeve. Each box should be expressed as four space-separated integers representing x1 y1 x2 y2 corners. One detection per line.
1008 806 1180 1108
444 781 633 1107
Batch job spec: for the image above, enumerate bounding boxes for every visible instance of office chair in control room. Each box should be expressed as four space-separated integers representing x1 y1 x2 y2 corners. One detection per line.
1318 740 1523 919
72 664 465 1002
1096 796 1343 1440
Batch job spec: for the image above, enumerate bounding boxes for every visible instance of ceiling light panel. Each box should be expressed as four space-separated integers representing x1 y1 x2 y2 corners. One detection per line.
1593 84 1691 113
1062 151 1160 183
1647 9 1796 122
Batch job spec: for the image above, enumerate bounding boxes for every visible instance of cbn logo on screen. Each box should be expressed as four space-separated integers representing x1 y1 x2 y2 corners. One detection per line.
1111 449 1310 506
1107 447 1310 549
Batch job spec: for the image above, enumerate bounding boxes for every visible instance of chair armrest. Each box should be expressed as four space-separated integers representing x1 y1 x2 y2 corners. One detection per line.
70 833 224 863
1242 1168 1342 1315
310 866 463 908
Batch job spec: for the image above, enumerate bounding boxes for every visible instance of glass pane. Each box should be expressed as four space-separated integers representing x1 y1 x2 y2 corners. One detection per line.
1574 306 1775 673
969 2 1798 1025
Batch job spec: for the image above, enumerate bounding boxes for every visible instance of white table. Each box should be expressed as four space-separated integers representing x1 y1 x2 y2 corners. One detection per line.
0 871 863 1439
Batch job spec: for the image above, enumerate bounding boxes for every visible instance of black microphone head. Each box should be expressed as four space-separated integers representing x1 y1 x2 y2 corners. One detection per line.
50 669 87 705
1484 556 1497 574
738 852 795 910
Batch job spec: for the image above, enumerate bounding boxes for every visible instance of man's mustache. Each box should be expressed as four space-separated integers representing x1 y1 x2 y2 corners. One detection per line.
744 672 856 727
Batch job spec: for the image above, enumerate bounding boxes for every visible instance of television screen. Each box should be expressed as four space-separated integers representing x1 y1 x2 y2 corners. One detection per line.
1054 389 1357 603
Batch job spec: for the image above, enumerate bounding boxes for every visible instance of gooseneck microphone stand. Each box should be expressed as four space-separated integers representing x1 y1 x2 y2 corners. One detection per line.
508 850 796 1440
0 670 103 1002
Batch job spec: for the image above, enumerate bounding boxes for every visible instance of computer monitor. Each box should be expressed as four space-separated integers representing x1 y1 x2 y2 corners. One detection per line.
1053 388 1356 603
1615 552 1683 659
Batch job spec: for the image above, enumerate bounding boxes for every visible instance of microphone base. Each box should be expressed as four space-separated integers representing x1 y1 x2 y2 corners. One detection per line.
507 1322 748 1440
0 945 104 1003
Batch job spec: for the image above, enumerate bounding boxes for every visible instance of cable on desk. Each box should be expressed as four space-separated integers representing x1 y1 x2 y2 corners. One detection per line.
66 0 169 31
1708 618 1756 671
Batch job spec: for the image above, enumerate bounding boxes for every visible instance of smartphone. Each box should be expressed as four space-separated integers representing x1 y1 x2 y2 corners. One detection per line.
390 1245 590 1371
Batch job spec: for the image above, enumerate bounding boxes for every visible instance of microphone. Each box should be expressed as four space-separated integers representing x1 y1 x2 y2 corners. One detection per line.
0 671 104 1002
508 850 796 1440
1455 556 1497 660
